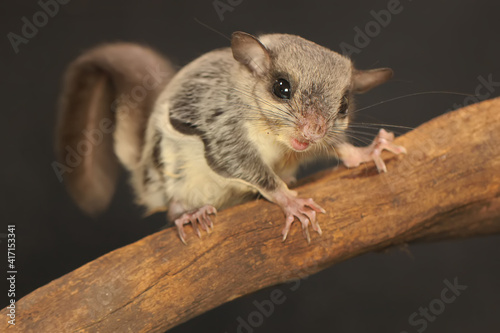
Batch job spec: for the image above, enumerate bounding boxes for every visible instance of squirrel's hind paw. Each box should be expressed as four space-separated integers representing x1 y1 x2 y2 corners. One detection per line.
174 205 217 245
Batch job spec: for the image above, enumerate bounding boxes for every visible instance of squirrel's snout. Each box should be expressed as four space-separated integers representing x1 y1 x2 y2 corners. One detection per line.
299 116 327 142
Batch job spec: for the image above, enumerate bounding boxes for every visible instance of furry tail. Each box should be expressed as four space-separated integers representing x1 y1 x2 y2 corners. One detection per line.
55 43 175 216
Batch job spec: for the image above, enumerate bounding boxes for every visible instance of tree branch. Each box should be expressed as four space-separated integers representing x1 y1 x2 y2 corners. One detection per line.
3 98 500 332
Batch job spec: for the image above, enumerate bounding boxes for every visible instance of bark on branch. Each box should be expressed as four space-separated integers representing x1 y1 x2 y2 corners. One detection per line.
3 98 500 332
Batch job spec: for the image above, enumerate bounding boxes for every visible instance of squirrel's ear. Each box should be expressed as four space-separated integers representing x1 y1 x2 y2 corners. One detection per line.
231 31 271 77
352 68 393 94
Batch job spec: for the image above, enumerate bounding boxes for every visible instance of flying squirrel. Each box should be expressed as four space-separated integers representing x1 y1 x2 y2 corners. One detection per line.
56 31 406 244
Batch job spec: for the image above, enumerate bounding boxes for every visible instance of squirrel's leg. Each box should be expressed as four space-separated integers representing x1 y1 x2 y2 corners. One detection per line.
336 129 406 173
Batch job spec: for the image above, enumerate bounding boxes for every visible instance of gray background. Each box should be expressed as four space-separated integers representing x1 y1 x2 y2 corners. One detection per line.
1 0 499 332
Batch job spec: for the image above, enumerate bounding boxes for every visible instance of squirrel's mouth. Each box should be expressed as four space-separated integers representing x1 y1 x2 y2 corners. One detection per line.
290 138 310 151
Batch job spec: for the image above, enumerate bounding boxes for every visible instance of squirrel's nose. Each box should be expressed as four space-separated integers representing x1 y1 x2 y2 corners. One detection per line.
300 117 327 142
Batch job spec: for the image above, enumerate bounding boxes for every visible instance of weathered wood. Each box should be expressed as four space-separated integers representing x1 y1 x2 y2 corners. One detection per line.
3 98 500 332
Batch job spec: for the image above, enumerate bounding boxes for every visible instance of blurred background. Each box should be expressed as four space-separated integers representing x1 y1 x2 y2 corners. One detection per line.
1 0 499 332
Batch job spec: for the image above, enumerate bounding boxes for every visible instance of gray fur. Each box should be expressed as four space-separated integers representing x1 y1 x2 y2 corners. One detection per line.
134 32 393 217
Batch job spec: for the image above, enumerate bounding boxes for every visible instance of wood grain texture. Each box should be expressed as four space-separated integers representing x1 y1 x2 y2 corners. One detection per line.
3 98 500 332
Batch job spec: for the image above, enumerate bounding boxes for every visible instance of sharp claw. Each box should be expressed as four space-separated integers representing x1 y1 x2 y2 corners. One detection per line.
282 230 289 242
208 209 216 229
282 215 294 242
374 157 387 173
178 227 187 245
175 220 188 245
313 205 326 214
310 218 321 235
192 220 202 238
316 223 323 235
205 216 213 233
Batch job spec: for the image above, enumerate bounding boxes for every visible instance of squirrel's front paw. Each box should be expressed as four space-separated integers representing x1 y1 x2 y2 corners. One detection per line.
340 128 406 173
280 197 326 243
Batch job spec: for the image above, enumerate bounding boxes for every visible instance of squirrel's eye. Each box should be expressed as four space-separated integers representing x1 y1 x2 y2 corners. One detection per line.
338 94 349 115
272 78 291 99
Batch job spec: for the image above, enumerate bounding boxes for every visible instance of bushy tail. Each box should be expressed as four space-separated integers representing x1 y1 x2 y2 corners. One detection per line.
55 43 175 216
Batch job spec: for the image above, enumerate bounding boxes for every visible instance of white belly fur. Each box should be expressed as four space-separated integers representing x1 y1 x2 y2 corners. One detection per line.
132 102 256 214
162 133 255 211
